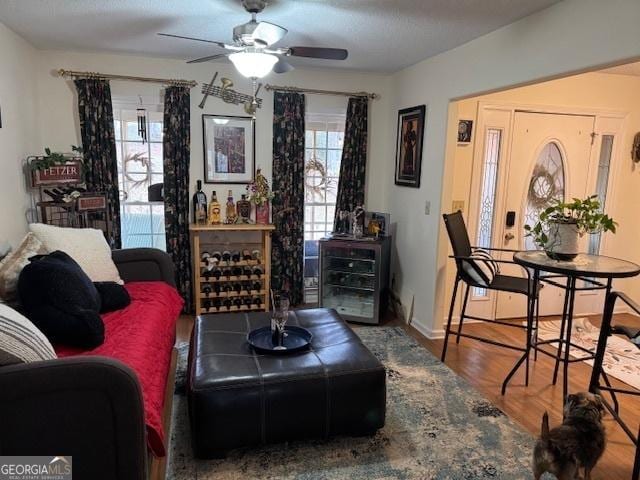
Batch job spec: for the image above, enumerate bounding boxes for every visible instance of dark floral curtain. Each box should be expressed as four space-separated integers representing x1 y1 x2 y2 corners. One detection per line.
334 96 369 229
272 91 305 306
163 86 192 312
74 79 121 248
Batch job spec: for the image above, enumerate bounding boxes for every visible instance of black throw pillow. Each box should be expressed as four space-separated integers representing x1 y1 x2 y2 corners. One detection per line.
18 250 104 348
94 282 131 313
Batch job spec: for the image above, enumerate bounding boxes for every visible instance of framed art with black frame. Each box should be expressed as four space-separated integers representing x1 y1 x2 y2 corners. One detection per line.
394 105 425 188
203 114 255 184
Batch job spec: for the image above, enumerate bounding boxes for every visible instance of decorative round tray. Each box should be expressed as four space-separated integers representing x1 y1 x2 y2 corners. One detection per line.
247 326 313 355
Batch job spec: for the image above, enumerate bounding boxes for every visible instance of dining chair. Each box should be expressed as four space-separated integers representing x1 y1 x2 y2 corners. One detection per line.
589 291 640 480
441 211 539 394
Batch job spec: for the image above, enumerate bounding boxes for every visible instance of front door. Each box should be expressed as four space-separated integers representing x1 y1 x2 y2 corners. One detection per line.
495 111 596 318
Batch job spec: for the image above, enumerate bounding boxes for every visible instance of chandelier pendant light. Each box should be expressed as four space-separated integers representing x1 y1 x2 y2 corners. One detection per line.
229 49 278 79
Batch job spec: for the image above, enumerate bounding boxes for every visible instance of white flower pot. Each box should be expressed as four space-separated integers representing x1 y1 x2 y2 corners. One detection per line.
545 221 579 260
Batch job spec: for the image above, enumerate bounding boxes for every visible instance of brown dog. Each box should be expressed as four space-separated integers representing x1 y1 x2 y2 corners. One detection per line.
533 392 606 480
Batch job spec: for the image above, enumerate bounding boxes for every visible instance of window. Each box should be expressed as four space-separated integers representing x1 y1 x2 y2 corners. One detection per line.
589 135 614 255
303 114 346 304
113 104 166 250
473 128 502 297
523 142 565 251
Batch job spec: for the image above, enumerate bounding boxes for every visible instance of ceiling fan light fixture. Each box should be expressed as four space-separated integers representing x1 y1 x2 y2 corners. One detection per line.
229 51 278 78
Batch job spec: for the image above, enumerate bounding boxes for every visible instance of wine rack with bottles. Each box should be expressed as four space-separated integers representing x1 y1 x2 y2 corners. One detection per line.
190 223 275 315
319 236 391 325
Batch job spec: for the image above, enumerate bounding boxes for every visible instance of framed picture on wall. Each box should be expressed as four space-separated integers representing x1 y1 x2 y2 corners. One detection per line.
394 105 425 188
203 114 255 184
457 119 473 143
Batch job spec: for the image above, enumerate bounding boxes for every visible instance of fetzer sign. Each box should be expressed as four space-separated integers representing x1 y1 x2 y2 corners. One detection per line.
32 161 83 186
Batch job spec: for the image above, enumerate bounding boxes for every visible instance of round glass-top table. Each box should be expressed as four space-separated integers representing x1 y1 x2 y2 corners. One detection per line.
512 251 640 403
513 251 640 279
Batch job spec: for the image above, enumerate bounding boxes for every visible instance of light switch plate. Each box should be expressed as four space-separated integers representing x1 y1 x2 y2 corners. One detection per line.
424 200 431 215
452 200 465 213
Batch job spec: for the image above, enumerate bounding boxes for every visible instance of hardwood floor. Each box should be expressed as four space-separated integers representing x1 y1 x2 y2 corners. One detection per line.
177 312 638 479
397 313 640 480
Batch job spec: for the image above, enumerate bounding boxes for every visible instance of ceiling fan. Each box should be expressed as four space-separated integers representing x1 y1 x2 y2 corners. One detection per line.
158 0 349 79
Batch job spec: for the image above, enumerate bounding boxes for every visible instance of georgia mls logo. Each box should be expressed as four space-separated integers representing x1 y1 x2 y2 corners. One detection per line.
0 456 72 479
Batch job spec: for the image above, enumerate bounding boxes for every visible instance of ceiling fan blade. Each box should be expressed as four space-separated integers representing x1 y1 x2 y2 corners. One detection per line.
273 57 294 74
187 53 228 64
158 33 227 49
252 21 288 46
288 46 348 60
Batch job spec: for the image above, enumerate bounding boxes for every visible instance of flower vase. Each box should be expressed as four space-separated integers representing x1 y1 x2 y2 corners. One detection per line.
256 202 270 224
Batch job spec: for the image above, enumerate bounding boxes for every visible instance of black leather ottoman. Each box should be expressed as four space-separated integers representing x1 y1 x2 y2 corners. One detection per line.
187 308 386 458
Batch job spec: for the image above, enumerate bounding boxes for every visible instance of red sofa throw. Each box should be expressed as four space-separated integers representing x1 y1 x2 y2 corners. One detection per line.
55 281 183 457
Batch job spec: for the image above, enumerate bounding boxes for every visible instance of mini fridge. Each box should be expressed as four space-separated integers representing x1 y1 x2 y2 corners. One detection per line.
319 236 391 324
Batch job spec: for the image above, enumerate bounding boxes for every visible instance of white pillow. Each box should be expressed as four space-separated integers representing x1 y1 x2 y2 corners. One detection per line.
29 224 123 285
0 303 56 365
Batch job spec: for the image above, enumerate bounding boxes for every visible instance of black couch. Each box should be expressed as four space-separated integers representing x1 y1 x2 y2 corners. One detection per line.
0 248 175 480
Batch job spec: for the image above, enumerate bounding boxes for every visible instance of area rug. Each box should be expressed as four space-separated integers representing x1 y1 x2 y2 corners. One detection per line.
167 327 534 479
536 318 640 391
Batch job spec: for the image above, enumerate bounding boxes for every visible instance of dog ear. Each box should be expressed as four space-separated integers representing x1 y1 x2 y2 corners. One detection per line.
594 393 605 413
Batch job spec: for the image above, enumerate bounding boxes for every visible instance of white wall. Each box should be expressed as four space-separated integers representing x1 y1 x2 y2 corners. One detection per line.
387 0 640 338
0 23 40 246
33 50 393 218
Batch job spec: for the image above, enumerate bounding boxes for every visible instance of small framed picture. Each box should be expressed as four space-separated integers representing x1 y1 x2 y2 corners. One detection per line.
203 114 255 184
457 119 473 143
395 105 426 188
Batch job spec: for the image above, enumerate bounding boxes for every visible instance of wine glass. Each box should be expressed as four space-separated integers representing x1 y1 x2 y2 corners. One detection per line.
271 291 290 350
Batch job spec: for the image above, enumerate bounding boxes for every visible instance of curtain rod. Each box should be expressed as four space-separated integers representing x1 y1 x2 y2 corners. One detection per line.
57 69 197 88
265 84 377 99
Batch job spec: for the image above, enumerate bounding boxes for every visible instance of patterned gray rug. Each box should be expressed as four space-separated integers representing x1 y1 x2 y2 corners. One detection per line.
167 327 534 479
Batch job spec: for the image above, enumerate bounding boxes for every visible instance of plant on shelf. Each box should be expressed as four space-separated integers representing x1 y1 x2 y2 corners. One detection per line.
246 168 275 224
246 168 275 206
524 194 617 260
31 145 83 171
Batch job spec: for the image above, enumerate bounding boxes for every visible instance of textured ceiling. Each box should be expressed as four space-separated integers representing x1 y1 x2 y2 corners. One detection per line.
0 0 562 73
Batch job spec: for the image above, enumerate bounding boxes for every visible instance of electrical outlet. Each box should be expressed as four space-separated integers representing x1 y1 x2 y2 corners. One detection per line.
424 200 431 215
452 200 465 213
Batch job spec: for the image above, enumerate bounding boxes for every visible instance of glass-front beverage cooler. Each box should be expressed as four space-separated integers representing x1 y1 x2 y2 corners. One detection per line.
319 236 391 324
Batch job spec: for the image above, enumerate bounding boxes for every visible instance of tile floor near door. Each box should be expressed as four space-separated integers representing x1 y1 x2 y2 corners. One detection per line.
175 313 639 480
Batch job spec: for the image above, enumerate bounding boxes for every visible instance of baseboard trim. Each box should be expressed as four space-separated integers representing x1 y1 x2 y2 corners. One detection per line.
409 317 444 340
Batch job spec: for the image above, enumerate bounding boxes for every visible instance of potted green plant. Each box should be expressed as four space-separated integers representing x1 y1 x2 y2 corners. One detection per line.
31 145 83 171
524 195 617 260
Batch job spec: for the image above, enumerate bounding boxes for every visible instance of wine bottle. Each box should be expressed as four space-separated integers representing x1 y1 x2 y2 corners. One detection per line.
212 267 222 280
237 194 251 223
243 266 252 277
213 283 221 295
253 296 262 306
232 266 242 277
222 250 231 262
193 180 208 224
225 189 237 224
242 249 252 261
203 299 212 311
253 266 264 277
223 298 232 309
252 281 262 292
223 267 232 278
213 299 222 310
202 283 212 295
243 297 253 307
201 251 211 261
233 282 242 294
233 298 242 308
223 283 233 294
231 251 241 263
208 190 221 224
212 251 222 262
